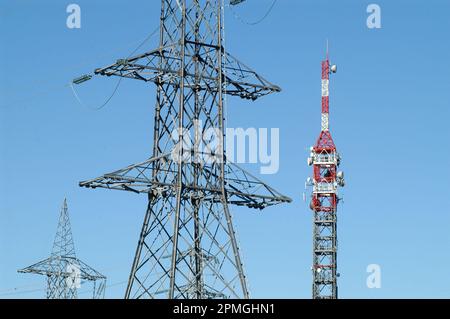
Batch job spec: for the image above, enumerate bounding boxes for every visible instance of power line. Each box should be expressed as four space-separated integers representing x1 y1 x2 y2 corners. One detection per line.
0 28 160 110
0 283 44 296
228 0 278 26
77 280 127 296
69 78 122 111
0 280 128 298
69 25 161 111
0 287 45 297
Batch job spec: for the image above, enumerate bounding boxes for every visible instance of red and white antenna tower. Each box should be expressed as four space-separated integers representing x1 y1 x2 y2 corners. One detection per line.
306 46 345 299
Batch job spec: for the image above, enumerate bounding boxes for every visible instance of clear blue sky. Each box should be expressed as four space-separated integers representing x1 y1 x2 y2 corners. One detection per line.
1 0 449 298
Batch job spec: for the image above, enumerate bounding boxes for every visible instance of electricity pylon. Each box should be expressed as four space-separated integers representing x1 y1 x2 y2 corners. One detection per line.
18 199 106 299
79 0 291 299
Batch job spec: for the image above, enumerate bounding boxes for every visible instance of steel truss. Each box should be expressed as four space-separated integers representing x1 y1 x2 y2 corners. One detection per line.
79 0 290 299
18 199 106 299
307 57 345 299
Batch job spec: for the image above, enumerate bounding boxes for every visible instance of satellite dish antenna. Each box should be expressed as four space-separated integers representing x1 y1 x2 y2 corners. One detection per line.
330 64 337 73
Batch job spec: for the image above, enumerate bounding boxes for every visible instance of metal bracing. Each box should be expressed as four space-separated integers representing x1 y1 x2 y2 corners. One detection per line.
18 199 106 299
79 0 290 299
312 194 338 299
307 54 344 299
80 153 290 209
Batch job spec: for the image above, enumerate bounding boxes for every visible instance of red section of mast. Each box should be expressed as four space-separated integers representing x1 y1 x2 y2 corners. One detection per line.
322 60 330 114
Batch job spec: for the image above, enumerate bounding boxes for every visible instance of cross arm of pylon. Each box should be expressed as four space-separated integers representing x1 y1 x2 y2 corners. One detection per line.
18 256 106 281
74 258 107 281
18 258 57 276
93 46 280 101
200 51 281 100
79 154 291 209
223 162 292 208
93 47 167 83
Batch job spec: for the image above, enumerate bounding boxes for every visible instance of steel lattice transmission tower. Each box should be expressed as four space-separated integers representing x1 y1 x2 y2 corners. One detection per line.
18 199 106 299
79 0 291 299
306 52 345 299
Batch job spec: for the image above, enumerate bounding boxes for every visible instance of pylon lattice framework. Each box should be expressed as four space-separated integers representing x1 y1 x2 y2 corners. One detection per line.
18 199 106 299
79 0 291 299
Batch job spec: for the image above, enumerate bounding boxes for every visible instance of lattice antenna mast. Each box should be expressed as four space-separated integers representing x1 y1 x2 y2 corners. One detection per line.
18 199 106 299
79 0 291 299
306 49 345 299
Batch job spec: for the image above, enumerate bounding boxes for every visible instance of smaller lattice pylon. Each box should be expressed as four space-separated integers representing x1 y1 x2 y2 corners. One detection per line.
18 199 106 299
